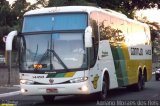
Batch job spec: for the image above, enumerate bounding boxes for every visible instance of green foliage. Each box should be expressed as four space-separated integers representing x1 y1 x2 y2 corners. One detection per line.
35 0 48 7
0 0 37 50
0 0 12 33
151 30 160 62
0 0 12 50
11 0 31 31
48 0 88 7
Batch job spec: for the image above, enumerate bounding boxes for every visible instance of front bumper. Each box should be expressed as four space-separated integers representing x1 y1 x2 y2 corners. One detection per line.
20 81 91 96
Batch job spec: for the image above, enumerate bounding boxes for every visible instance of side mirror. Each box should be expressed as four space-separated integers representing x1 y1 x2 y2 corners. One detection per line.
85 26 93 48
6 31 18 51
14 35 21 50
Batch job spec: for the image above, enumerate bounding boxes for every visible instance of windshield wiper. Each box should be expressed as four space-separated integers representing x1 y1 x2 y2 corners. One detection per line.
47 49 68 70
38 49 68 70
33 44 38 63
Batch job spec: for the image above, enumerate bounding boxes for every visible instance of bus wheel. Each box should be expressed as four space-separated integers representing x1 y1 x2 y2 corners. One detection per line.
141 75 145 90
155 75 159 81
43 95 55 103
99 78 108 100
156 77 159 81
133 74 145 91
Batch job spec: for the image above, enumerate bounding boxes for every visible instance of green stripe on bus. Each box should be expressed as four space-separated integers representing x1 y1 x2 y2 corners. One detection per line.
117 45 128 86
46 73 57 78
46 72 75 78
46 73 65 78
111 44 128 87
111 44 123 86
55 73 65 77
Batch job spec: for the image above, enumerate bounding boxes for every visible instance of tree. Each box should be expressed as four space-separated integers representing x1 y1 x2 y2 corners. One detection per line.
11 0 31 31
47 0 88 7
0 0 12 34
33 0 48 8
95 0 160 18
0 0 38 51
0 0 13 50
151 30 160 62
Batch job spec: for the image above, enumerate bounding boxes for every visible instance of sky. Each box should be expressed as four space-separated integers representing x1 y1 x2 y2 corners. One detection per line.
136 9 160 23
6 0 160 23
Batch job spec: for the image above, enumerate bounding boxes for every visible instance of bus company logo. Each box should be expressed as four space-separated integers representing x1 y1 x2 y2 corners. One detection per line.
92 74 99 89
49 78 54 84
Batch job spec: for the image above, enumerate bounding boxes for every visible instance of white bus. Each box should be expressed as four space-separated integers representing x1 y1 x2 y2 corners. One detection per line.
6 6 152 102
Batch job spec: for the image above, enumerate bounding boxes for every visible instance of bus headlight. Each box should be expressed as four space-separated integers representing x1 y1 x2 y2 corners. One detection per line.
20 79 34 84
69 77 88 83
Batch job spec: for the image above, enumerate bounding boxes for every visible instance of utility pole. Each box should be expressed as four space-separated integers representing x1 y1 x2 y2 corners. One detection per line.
7 51 11 86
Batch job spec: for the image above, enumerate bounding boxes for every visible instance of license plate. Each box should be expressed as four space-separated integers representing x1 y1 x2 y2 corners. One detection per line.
46 88 58 93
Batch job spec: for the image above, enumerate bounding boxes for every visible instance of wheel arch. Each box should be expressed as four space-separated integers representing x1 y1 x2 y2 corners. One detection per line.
143 66 147 82
137 66 142 82
137 66 142 75
101 68 110 90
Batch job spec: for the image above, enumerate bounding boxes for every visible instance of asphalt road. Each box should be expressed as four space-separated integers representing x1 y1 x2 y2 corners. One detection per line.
1 75 160 106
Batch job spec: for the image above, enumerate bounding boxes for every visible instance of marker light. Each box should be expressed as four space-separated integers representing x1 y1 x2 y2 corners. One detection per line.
80 85 88 92
21 88 27 93
33 64 43 70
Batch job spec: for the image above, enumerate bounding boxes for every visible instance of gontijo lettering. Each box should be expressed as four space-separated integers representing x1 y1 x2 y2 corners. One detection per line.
131 48 143 55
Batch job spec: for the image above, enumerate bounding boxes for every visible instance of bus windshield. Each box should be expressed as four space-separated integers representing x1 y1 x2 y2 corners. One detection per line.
20 13 88 72
22 13 87 32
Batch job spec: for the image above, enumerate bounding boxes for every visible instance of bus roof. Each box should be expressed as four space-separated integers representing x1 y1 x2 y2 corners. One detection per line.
24 6 148 27
24 6 127 18
24 6 98 15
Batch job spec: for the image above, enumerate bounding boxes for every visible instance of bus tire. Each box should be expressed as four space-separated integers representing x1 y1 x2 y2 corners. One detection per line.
98 77 108 100
43 95 55 103
155 76 159 81
133 74 145 91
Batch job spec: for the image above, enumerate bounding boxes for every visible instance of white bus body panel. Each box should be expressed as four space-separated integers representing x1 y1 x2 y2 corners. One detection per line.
21 82 90 95
89 40 118 93
98 40 118 89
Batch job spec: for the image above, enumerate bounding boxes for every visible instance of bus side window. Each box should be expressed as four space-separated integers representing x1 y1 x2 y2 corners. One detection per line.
90 37 95 65
90 12 99 67
90 23 98 67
